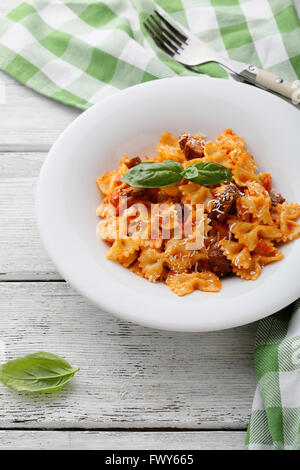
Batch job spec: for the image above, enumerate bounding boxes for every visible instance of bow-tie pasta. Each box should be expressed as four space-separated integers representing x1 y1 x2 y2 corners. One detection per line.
96 130 300 296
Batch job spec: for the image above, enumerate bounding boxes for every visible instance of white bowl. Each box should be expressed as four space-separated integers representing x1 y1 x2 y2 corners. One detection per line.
36 77 300 332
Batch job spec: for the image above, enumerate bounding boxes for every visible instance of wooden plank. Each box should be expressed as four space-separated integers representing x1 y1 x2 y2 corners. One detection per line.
0 2 78 153
0 281 257 429
0 430 246 450
0 151 44 178
0 72 79 151
0 0 79 150
0 152 60 280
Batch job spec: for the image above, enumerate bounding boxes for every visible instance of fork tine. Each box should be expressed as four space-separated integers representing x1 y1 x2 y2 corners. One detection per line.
145 18 179 54
144 21 175 56
154 10 188 42
147 18 179 53
149 14 183 48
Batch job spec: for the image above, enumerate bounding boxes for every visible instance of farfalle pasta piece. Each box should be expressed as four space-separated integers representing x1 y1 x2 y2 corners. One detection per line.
106 238 139 267
138 247 165 282
157 203 181 231
126 208 164 248
233 255 261 280
96 200 116 218
274 202 300 242
232 151 258 187
233 244 283 280
126 206 149 240
219 240 252 270
165 272 221 296
156 132 185 162
96 217 118 241
164 239 206 273
185 211 211 251
256 249 283 266
203 141 232 169
183 158 203 167
236 181 273 224
259 253 283 265
215 128 245 152
202 129 246 169
229 218 282 251
257 172 272 191
194 210 211 236
129 260 143 278
96 171 120 196
160 184 182 198
179 182 214 208
129 215 163 249
254 239 276 255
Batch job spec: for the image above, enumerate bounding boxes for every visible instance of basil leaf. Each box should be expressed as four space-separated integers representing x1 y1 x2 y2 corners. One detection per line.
122 160 184 188
0 352 79 393
183 162 233 186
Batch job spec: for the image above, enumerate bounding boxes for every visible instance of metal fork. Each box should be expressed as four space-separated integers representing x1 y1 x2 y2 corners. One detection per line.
144 10 300 103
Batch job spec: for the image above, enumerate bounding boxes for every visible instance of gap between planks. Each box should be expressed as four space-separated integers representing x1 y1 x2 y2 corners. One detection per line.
0 427 247 432
0 279 65 283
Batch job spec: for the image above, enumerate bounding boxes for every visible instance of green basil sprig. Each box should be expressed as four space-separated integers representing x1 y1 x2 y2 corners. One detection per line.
122 160 183 188
182 161 233 186
0 352 79 393
122 160 232 188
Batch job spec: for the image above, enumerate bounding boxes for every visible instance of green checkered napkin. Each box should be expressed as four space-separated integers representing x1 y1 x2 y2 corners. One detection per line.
0 0 299 109
1 0 300 451
246 300 300 450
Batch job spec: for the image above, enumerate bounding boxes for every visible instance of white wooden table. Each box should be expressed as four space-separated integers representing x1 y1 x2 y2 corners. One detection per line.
0 1 257 450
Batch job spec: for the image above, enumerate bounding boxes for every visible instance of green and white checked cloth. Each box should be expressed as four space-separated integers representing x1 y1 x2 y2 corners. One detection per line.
1 0 300 451
246 300 300 450
0 0 299 109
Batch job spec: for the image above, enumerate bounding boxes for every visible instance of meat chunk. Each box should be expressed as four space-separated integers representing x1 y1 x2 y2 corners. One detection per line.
178 133 205 160
207 245 232 277
270 189 285 206
209 183 239 223
121 186 146 197
178 133 189 150
110 186 146 213
125 157 141 169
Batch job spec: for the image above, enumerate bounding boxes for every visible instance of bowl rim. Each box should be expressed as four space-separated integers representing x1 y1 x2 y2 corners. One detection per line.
36 76 300 332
